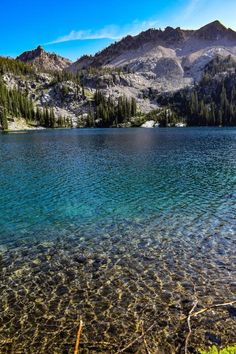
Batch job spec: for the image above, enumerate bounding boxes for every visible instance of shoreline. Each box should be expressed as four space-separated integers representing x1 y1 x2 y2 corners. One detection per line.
1 125 236 133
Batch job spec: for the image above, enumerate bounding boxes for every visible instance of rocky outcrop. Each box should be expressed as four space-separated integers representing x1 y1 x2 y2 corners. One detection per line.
69 55 93 72
17 46 71 72
141 120 156 128
2 71 89 128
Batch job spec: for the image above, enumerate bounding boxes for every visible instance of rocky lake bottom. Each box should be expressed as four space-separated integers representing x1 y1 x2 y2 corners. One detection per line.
0 128 235 353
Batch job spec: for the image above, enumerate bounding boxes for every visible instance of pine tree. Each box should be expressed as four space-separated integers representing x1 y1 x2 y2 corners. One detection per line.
0 108 8 130
131 97 137 116
49 107 55 128
82 84 85 99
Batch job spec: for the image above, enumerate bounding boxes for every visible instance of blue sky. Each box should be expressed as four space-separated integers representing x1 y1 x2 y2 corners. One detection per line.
1 0 236 61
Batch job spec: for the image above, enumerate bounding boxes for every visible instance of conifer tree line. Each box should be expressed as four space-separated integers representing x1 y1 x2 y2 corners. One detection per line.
0 56 82 86
202 55 236 79
144 108 180 127
0 57 73 129
90 90 137 127
184 56 236 126
35 106 72 128
0 79 72 130
171 75 236 126
0 79 34 130
85 66 124 76
159 57 236 126
52 70 82 85
0 57 34 76
186 82 236 126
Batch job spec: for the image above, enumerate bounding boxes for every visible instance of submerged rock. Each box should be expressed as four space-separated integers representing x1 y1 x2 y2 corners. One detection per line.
56 285 68 296
205 332 221 345
74 254 87 264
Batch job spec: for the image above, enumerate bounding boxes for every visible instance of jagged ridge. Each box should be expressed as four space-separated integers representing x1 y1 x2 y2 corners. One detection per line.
17 45 71 72
71 20 236 70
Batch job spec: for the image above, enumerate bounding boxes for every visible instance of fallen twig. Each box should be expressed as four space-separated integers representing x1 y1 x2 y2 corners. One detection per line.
141 321 152 354
191 300 236 317
181 300 236 321
183 300 236 354
184 300 198 354
74 319 83 354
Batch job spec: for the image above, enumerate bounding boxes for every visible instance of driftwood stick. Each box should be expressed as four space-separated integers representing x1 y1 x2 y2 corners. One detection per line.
74 320 83 354
191 300 236 317
181 300 236 321
141 321 152 354
184 300 198 354
183 299 236 354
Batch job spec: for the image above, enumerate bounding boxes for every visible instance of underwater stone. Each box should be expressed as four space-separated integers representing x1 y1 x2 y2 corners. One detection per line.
205 332 221 345
74 254 87 264
227 306 236 318
64 270 75 281
56 285 68 296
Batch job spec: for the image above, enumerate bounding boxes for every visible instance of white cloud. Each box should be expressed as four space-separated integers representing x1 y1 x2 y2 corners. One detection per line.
46 19 160 44
182 0 203 19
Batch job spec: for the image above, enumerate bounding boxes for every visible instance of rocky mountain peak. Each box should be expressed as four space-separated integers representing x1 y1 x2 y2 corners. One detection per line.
17 45 45 61
193 20 236 41
17 46 71 72
35 45 44 55
71 20 236 73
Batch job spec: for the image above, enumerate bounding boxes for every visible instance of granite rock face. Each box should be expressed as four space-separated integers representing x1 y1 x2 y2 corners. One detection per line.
141 120 156 128
2 72 87 128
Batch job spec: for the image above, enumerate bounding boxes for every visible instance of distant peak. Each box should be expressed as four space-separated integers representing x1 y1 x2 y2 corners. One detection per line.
36 45 44 51
16 45 71 71
193 20 234 41
35 45 45 55
205 20 227 29
210 20 224 26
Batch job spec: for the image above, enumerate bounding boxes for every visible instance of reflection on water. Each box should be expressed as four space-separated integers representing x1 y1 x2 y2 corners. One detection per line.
0 128 235 353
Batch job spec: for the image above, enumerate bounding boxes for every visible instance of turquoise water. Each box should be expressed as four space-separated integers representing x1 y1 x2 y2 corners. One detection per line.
0 128 235 353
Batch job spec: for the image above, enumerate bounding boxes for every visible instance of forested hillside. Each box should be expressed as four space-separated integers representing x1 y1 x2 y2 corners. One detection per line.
1 52 236 130
157 56 236 126
0 58 76 129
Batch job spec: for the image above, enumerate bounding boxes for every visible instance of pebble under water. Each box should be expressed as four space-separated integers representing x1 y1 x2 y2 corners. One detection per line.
0 128 235 353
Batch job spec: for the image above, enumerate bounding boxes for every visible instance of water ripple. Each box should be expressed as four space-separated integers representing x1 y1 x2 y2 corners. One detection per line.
0 128 235 353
